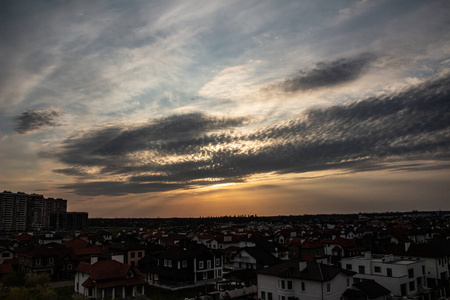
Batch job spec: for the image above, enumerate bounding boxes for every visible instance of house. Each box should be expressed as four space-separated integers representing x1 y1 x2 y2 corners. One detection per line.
0 247 14 264
343 279 391 300
74 259 146 299
145 242 223 287
16 243 78 280
108 243 146 267
341 252 427 297
232 247 281 270
388 242 449 288
257 260 355 300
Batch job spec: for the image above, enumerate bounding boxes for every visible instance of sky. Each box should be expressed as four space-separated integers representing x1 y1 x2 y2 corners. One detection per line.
0 0 449 218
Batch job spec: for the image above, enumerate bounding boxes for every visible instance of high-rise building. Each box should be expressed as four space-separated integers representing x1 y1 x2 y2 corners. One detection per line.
50 212 88 230
0 191 69 232
0 191 28 232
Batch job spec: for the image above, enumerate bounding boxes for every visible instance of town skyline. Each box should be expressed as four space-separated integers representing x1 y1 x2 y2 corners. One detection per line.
1 1 449 218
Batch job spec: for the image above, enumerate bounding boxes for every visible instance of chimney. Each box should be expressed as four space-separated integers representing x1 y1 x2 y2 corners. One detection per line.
405 242 411 252
299 261 307 272
90 256 98 265
383 254 394 263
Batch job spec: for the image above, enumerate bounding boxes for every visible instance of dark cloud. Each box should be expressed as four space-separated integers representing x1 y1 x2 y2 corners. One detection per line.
270 53 377 93
53 168 90 177
50 74 450 196
14 109 60 134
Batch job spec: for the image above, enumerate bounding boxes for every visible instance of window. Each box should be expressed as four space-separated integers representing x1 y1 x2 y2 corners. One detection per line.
346 264 352 270
199 261 204 269
203 272 207 279
268 292 273 300
49 257 54 264
408 268 414 278
358 265 365 274
409 281 415 291
279 280 285 289
346 278 350 288
207 260 211 269
326 283 331 293
138 252 143 258
287 280 292 290
131 252 135 258
301 281 305 291
422 266 425 275
217 269 222 277
261 291 266 300
387 268 392 277
182 260 187 268
374 266 381 273
1 253 9 258
168 260 172 267
67 264 72 270
216 258 220 266
36 258 41 265
164 259 167 266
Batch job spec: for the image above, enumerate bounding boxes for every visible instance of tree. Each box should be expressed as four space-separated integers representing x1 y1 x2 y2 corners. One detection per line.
36 287 58 300
25 273 38 290
6 286 29 300
1 271 24 287
36 272 51 290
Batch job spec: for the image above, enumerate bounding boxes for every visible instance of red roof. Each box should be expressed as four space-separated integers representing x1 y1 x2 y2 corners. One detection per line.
73 246 104 256
64 238 89 249
82 276 146 289
0 264 13 275
76 260 131 281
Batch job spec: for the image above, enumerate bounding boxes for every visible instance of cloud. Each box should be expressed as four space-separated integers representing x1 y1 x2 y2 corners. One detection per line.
48 71 450 196
14 109 60 134
269 53 377 93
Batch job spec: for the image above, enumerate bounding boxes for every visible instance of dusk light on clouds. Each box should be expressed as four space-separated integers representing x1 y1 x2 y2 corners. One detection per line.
0 0 449 217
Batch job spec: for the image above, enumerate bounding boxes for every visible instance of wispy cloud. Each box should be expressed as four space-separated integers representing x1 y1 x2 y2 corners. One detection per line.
269 53 377 93
14 109 60 134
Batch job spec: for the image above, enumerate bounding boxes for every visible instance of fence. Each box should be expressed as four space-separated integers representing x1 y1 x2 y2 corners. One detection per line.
185 285 257 300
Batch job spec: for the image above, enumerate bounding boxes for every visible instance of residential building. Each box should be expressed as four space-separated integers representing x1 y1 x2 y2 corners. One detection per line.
232 247 281 270
389 242 449 288
74 259 146 299
0 191 68 232
145 243 223 287
257 260 355 300
343 280 391 300
50 212 88 230
341 252 427 297
0 191 28 231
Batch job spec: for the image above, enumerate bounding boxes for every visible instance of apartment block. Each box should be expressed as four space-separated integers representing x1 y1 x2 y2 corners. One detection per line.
0 191 68 232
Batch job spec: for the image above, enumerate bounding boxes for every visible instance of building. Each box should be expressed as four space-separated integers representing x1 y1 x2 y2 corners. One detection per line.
50 212 88 230
0 191 68 232
389 242 449 288
74 259 146 299
145 243 223 287
0 191 28 231
341 252 427 297
232 247 281 270
343 280 391 300
257 260 355 300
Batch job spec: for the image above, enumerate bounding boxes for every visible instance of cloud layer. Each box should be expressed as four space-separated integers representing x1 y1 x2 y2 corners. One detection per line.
49 74 450 196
